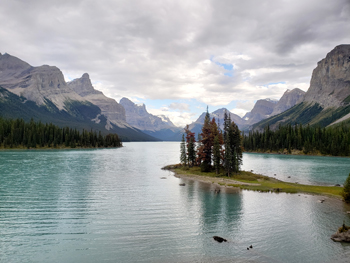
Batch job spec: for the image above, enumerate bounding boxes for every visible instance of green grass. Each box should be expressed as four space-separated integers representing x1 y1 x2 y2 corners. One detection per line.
166 165 343 198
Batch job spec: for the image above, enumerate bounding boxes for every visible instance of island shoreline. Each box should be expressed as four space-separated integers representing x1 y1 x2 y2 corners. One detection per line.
163 164 345 201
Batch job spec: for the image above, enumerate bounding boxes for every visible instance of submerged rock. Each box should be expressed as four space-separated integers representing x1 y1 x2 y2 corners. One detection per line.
179 183 186 186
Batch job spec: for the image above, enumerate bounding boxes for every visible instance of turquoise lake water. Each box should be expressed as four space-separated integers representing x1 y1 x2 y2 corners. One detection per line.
1 142 350 263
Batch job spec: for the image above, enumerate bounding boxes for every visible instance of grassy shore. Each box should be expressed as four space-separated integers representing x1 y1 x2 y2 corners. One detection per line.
163 164 344 199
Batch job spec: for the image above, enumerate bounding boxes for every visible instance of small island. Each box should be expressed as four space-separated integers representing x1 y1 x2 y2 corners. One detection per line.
174 109 348 199
163 164 344 199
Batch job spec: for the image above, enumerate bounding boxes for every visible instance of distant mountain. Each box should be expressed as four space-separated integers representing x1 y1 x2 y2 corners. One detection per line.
169 108 246 141
252 45 350 131
243 99 278 125
0 53 158 141
119 97 182 140
271 88 305 116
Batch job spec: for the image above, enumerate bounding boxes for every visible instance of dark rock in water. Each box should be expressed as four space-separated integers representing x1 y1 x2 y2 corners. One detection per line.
179 183 186 186
247 247 249 250
249 245 253 249
331 223 350 242
335 184 341 187
214 189 221 194
213 236 227 243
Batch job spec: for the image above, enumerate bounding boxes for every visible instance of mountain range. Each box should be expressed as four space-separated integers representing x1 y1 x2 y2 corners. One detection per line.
0 53 157 141
252 44 350 131
0 44 349 141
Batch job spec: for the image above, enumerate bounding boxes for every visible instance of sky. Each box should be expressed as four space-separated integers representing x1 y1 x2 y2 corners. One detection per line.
1 0 350 127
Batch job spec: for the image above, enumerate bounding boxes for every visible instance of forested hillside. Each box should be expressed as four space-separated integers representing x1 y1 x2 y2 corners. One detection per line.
243 123 350 156
0 118 122 149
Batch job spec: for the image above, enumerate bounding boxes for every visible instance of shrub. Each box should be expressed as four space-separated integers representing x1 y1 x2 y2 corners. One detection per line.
342 173 350 203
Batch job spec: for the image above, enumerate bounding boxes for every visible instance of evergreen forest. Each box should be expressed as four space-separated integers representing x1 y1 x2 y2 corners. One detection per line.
181 110 242 176
243 123 350 156
0 117 122 149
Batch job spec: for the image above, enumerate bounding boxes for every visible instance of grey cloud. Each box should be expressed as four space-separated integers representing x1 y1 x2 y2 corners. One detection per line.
1 0 350 104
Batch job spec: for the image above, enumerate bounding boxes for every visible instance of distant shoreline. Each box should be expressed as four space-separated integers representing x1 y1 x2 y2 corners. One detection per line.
244 150 350 158
0 146 123 151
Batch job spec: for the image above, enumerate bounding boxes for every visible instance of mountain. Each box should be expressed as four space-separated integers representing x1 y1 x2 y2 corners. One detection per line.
190 108 246 131
252 45 350 131
0 53 84 109
169 108 246 141
243 99 278 125
303 45 350 108
67 73 127 128
271 88 305 116
0 53 158 141
119 97 182 140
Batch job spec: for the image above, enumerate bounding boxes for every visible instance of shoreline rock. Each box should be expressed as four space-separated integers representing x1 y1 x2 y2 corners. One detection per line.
331 224 350 242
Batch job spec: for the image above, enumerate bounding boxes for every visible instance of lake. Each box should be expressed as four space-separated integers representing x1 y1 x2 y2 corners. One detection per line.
1 142 350 263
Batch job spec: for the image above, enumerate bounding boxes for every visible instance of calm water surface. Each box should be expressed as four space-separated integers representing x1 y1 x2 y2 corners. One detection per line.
1 142 350 263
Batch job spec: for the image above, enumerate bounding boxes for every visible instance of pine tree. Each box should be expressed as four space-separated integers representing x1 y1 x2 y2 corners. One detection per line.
180 134 187 166
343 173 350 203
199 108 213 172
223 111 242 175
184 125 196 167
213 135 221 175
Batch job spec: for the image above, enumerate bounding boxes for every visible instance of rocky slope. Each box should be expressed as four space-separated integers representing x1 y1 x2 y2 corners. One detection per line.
243 99 278 125
302 45 350 108
0 53 157 141
271 88 305 116
252 45 350 131
68 73 128 128
119 97 181 140
0 53 84 110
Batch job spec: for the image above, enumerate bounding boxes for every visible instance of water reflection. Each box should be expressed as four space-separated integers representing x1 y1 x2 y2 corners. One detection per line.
1 144 350 263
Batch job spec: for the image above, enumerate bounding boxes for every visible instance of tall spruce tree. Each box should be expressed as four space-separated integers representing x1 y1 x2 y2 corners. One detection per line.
184 125 196 167
343 173 350 203
198 108 213 172
223 110 242 176
180 134 187 166
213 135 221 175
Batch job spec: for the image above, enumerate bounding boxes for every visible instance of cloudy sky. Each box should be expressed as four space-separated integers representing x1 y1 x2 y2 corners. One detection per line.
1 0 350 126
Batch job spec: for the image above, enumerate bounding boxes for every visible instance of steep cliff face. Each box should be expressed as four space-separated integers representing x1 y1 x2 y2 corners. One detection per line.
271 88 305 116
0 53 84 109
244 99 278 125
303 45 350 108
68 73 127 125
120 97 176 132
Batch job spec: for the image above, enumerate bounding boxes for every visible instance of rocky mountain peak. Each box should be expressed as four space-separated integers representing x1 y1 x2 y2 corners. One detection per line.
244 98 278 125
302 44 350 108
0 53 32 78
67 73 101 97
271 88 305 116
67 74 126 125
120 97 177 131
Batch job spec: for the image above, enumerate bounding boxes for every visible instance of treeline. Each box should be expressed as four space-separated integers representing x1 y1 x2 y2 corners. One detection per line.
0 117 122 149
181 110 242 176
243 123 350 156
